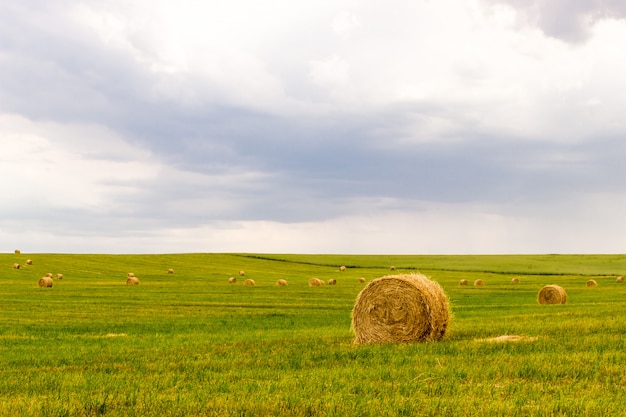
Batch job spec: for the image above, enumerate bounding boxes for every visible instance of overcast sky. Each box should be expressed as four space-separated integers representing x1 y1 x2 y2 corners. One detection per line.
2 0 626 254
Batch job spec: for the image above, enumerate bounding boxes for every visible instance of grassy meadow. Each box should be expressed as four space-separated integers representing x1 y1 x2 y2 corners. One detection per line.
2 252 626 416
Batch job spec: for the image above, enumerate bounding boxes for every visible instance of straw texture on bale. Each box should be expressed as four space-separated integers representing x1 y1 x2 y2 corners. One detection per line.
276 279 288 286
56 273 63 279
167 268 174 274
359 277 366 283
38 277 53 288
617 276 624 283
351 273 450 344
238 271 245 276
126 277 140 285
228 277 237 284
26 259 33 265
511 278 520 284
474 279 484 286
309 277 325 286
586 279 597 287
12 263 20 269
327 278 337 285
459 279 468 286
244 279 255 286
537 285 567 305
339 266 346 271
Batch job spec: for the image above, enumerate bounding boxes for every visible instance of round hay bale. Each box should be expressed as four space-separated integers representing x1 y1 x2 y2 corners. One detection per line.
459 279 468 286
167 268 174 274
228 277 237 284
276 279 288 286
309 277 325 286
511 278 520 284
238 270 245 276
45 273 53 277
328 278 337 285
617 276 624 283
14 249 20 254
126 277 140 285
537 285 567 305
474 279 484 286
127 272 135 278
390 266 396 271
38 277 53 288
339 266 346 272
586 279 597 287
12 263 20 269
359 277 366 283
351 273 450 344
244 279 255 286
26 259 33 265
56 273 63 279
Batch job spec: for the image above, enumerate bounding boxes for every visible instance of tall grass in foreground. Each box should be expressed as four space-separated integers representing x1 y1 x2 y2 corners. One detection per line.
1 253 626 416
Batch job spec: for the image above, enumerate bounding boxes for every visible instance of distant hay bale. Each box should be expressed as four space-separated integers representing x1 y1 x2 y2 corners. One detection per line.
537 285 567 305
38 277 53 288
228 277 237 284
351 273 450 344
359 277 366 283
511 278 520 284
339 266 346 271
459 279 468 286
617 276 624 283
167 268 174 274
328 278 337 285
56 273 63 280
238 270 245 276
390 266 396 271
126 276 140 285
586 279 597 287
244 279 255 286
309 277 325 286
276 279 288 286
127 273 135 278
12 263 20 269
45 273 53 277
474 279 484 286
25 259 33 265
14 249 20 254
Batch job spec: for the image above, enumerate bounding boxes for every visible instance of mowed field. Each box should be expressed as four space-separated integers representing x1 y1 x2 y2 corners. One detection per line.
2 253 626 416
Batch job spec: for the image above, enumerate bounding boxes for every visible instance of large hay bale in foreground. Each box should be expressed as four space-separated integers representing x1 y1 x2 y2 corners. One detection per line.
474 279 484 286
538 285 567 305
351 273 450 344
276 279 288 286
617 276 624 283
308 277 324 286
459 279 468 286
38 277 53 288
586 279 597 287
126 277 140 285
244 279 255 286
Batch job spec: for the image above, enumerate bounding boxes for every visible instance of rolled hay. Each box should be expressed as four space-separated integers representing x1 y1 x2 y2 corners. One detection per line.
351 273 450 344
167 268 174 274
537 285 567 305
14 249 20 254
617 276 624 283
45 273 53 277
56 273 63 280
228 277 237 284
459 279 468 286
38 276 53 288
238 270 245 276
359 277 366 283
474 279 484 286
339 266 346 272
511 278 520 284
126 276 140 285
390 266 396 271
127 272 135 278
276 279 288 286
309 277 325 287
328 278 337 285
12 263 20 269
244 279 255 286
586 279 598 287
25 259 33 265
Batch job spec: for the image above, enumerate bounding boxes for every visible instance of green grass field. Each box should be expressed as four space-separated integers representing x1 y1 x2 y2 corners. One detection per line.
2 253 626 416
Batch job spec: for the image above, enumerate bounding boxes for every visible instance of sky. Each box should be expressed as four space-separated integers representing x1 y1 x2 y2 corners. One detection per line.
2 0 626 254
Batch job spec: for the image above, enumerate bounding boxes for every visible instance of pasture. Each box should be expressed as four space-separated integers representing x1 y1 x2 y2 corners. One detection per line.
1 253 626 416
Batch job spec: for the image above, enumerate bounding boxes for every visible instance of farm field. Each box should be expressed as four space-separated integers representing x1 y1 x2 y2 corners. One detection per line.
2 252 626 416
